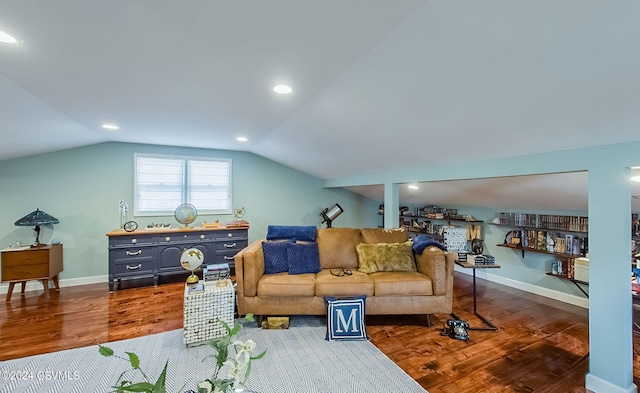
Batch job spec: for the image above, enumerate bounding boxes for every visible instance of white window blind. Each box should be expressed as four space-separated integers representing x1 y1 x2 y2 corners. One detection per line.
134 154 231 216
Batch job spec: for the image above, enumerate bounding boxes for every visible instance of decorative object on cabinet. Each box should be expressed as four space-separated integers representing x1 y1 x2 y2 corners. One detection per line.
174 203 198 227
118 198 128 229
227 206 250 228
14 208 59 247
123 220 138 232
320 203 343 228
180 247 204 285
106 226 248 291
1 244 63 302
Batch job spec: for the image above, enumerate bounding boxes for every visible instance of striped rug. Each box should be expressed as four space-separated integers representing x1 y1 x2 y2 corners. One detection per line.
0 316 427 393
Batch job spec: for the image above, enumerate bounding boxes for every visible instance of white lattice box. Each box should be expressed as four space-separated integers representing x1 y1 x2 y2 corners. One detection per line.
183 279 235 346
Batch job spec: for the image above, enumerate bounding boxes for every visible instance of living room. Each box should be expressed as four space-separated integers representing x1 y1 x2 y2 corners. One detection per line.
1 2 639 393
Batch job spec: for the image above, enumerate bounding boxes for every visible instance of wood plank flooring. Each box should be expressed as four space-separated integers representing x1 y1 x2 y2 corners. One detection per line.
0 273 638 392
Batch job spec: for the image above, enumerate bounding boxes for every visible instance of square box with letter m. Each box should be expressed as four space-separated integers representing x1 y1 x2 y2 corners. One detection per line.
325 295 367 341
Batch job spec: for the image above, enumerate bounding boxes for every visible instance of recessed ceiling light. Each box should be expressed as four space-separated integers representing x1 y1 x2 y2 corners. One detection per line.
273 85 292 94
0 31 17 44
236 137 248 142
408 184 419 190
102 124 120 130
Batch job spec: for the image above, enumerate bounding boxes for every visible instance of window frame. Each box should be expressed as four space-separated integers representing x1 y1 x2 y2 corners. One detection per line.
133 153 232 217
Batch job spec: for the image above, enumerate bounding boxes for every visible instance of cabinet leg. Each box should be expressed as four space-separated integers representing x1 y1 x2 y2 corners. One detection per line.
109 280 115 292
42 279 50 298
153 275 158 287
52 275 60 291
20 281 26 294
5 282 16 302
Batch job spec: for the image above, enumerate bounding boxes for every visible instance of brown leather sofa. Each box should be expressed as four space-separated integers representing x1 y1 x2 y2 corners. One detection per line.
234 227 455 320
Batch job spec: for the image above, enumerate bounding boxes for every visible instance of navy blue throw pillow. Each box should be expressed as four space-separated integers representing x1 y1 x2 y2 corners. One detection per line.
412 235 447 254
262 241 291 274
287 242 321 275
325 295 368 341
266 225 317 242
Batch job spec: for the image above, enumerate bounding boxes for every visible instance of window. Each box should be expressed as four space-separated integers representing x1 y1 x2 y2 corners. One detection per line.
134 154 232 216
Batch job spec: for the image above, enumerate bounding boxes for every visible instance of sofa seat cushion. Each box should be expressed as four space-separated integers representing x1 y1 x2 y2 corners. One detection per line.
257 273 316 297
315 269 374 297
368 271 434 296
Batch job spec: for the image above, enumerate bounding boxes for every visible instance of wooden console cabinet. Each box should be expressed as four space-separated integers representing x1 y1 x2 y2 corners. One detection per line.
106 227 248 291
1 244 63 302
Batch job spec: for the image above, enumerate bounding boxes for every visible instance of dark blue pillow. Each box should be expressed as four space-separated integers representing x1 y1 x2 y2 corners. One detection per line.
325 295 367 341
287 242 321 275
413 235 447 254
262 241 291 274
266 225 317 242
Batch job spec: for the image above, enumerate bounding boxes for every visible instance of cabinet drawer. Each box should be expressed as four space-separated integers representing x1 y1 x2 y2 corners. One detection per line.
154 232 214 244
212 250 240 264
113 258 154 275
214 239 248 252
111 247 154 260
2 249 48 266
2 263 49 280
109 234 154 247
212 230 248 241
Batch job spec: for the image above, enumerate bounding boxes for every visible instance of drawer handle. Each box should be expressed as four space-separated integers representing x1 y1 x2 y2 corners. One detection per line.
126 250 142 256
126 264 142 270
224 256 234 260
224 243 237 248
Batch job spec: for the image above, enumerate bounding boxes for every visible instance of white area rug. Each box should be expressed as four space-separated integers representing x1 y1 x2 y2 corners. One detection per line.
0 316 427 393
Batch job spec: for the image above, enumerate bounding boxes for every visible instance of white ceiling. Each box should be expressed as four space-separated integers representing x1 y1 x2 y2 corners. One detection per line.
1 1 639 209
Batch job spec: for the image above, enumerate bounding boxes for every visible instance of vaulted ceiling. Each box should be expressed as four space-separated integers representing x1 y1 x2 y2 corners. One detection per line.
1 1 639 209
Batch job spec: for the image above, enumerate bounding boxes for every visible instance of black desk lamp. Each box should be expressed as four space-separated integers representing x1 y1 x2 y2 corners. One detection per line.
320 203 344 228
15 208 59 246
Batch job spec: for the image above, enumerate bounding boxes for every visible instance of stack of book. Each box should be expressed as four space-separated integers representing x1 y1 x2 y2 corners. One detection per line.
469 254 496 267
203 263 230 281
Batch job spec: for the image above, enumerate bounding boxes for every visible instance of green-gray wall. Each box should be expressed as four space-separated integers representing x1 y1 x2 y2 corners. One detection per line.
0 142 379 282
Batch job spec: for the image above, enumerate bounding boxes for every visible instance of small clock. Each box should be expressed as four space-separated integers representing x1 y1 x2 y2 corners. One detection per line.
123 220 138 232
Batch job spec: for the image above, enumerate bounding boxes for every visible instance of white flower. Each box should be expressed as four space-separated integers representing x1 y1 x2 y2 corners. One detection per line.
197 380 213 393
232 339 257 363
224 359 247 387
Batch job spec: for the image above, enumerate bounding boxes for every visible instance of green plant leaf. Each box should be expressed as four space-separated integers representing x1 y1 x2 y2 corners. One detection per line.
98 345 114 357
245 313 255 322
151 361 168 393
126 352 141 369
251 349 267 360
112 381 154 392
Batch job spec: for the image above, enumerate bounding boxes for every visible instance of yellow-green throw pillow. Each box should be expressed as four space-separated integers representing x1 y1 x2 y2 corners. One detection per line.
356 240 416 273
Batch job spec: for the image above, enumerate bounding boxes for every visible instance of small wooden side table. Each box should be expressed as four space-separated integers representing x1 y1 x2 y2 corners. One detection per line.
454 260 501 331
1 244 63 302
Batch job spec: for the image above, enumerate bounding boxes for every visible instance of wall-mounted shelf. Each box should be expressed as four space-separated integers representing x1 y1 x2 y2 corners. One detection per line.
545 272 589 297
496 243 582 260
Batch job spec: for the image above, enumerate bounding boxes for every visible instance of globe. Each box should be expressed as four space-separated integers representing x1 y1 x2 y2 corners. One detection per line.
175 203 197 227
180 247 204 284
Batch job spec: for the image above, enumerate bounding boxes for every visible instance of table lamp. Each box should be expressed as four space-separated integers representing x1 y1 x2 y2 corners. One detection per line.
15 208 59 247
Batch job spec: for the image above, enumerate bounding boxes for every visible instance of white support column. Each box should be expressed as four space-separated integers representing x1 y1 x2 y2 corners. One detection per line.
383 183 399 229
586 165 637 393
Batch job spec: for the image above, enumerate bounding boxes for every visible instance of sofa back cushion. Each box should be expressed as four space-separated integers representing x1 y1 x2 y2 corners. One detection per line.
360 227 408 244
356 240 416 274
317 228 361 269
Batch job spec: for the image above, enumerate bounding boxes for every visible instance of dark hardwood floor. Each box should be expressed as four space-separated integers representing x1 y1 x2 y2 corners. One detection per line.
0 273 638 392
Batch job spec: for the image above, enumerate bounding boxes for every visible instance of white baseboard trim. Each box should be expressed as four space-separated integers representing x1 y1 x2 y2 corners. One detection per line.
585 373 637 393
0 275 108 295
454 265 589 309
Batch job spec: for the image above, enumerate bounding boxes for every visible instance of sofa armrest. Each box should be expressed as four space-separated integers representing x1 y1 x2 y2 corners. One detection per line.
414 246 455 296
234 240 264 301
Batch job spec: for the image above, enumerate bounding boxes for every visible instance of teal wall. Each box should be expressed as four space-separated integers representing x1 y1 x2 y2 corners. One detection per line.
326 141 640 393
0 142 379 281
